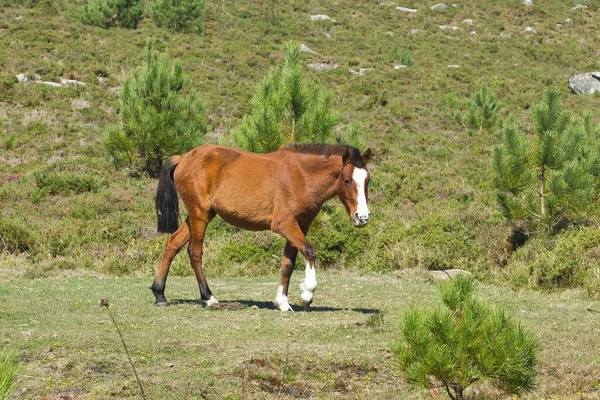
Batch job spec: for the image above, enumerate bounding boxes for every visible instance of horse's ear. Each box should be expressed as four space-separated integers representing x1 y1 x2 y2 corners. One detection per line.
342 148 352 165
362 148 372 163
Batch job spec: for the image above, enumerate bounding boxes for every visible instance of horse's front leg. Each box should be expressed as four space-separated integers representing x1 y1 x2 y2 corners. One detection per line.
274 241 298 311
273 220 317 311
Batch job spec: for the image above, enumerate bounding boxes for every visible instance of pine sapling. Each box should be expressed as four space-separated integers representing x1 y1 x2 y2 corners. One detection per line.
393 275 538 400
493 88 600 234
454 85 501 135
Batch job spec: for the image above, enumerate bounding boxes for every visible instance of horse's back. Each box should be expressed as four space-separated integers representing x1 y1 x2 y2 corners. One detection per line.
174 145 292 230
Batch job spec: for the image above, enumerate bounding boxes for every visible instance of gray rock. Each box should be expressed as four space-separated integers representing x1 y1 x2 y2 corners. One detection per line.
524 26 537 34
16 73 28 83
322 32 332 39
60 78 86 86
307 63 338 72
349 67 375 76
394 64 408 70
565 18 573 25
36 81 62 87
430 3 448 10
462 18 474 25
523 0 533 5
429 269 471 280
310 14 335 22
439 25 458 30
569 72 600 95
396 6 417 13
572 4 588 10
447 64 460 68
300 44 317 55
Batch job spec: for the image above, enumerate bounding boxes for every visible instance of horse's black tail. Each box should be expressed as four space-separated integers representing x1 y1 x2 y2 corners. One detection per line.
155 156 181 233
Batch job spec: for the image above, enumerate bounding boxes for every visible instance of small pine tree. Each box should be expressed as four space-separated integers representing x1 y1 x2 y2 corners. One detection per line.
80 0 143 29
151 0 206 34
393 275 538 400
232 42 363 153
454 85 501 135
106 41 207 177
493 88 600 234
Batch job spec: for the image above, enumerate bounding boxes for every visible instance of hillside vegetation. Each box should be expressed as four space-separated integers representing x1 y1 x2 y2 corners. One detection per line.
1 1 600 292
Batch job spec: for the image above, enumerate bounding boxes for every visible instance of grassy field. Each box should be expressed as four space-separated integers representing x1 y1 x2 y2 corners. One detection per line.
1 271 599 399
2 0 600 398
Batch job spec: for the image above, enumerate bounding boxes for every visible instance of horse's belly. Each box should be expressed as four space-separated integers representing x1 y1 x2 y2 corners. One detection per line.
211 195 273 231
217 213 271 231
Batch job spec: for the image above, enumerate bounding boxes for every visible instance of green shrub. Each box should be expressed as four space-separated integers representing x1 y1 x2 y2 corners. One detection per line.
233 41 348 153
309 206 369 266
506 227 600 293
0 218 38 254
407 215 485 271
389 44 412 66
34 170 108 195
493 89 600 234
392 275 538 400
106 41 207 177
454 85 501 134
79 0 143 29
151 0 206 34
0 353 19 400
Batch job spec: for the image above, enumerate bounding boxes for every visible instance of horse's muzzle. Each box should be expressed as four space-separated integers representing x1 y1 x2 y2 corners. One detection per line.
353 212 370 227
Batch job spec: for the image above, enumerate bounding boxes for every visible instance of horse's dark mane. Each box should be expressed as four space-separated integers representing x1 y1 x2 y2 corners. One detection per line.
280 143 366 167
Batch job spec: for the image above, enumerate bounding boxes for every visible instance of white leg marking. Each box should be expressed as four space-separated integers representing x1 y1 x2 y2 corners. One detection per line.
352 168 370 225
205 296 219 306
274 285 293 312
300 258 317 304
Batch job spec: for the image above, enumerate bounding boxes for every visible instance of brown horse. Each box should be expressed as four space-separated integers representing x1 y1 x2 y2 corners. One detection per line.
151 143 372 311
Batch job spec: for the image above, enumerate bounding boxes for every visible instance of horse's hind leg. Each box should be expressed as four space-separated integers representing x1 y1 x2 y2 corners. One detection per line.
187 211 217 306
151 220 190 306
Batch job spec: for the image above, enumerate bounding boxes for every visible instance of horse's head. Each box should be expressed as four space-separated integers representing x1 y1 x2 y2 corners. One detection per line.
338 147 373 227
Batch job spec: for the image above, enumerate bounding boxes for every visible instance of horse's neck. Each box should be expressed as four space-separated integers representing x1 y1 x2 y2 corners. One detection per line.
297 155 341 204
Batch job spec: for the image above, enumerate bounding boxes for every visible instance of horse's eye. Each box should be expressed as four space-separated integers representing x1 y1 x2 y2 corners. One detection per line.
344 178 351 186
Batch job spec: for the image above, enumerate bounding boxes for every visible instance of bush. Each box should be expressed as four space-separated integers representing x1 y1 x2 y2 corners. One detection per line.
392 275 538 400
106 41 207 177
34 170 108 195
493 89 600 235
151 0 206 34
506 227 600 294
80 0 143 29
454 85 501 135
233 42 364 153
389 44 412 67
0 218 38 254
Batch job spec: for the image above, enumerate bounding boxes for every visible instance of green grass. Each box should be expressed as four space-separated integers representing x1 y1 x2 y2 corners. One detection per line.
0 352 19 400
1 271 599 399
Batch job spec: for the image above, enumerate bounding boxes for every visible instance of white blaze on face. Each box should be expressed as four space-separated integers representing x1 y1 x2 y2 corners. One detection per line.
352 167 370 224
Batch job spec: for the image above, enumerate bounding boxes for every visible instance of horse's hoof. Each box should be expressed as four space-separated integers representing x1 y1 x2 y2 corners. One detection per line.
301 300 312 311
205 296 219 307
155 301 168 307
